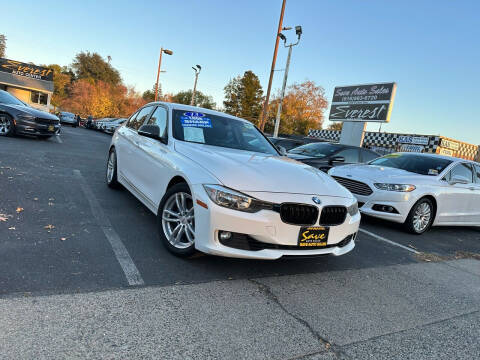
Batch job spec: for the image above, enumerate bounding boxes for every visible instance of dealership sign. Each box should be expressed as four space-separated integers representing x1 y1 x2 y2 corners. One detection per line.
440 138 460 151
400 144 424 153
329 82 397 123
0 58 54 82
397 136 430 145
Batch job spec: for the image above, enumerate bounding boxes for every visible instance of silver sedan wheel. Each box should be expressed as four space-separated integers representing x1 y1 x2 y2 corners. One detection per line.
161 192 195 249
106 152 115 183
0 115 11 136
413 202 431 233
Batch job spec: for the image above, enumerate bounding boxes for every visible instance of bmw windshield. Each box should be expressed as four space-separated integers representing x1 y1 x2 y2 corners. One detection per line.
172 110 278 155
369 153 452 175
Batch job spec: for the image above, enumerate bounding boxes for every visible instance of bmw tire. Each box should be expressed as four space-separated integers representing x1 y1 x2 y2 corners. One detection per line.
106 148 121 189
157 183 196 257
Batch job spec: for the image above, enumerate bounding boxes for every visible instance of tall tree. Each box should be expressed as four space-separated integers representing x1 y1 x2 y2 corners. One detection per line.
71 52 121 85
172 90 215 109
43 64 73 108
0 34 6 58
267 81 328 135
142 84 163 102
223 71 263 124
60 79 145 118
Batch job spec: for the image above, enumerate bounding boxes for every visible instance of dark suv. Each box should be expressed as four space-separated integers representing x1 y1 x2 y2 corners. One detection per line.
288 142 380 172
0 90 60 139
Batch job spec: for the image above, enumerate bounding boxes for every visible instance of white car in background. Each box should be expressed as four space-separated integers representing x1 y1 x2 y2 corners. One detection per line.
106 102 360 259
329 153 480 234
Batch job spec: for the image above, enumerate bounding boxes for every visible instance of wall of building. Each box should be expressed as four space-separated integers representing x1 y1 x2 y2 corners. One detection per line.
5 86 51 112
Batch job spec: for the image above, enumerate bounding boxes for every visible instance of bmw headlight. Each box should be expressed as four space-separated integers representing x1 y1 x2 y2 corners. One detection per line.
374 183 416 192
203 184 258 212
347 201 359 216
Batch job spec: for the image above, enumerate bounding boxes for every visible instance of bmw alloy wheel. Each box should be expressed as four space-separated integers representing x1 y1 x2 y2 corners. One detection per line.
161 192 195 249
106 151 115 183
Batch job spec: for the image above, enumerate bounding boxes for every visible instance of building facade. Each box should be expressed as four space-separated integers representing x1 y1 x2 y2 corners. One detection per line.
0 58 54 112
308 129 480 161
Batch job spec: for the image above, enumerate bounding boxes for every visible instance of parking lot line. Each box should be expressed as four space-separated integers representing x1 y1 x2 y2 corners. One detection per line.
55 135 63 144
73 169 145 286
359 228 420 254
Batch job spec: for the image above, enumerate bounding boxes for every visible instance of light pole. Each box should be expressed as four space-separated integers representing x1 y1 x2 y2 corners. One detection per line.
259 0 286 131
190 65 202 106
273 25 302 138
154 47 173 101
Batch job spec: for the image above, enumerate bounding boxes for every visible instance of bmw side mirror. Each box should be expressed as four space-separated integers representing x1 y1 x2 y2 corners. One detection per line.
138 124 165 143
330 156 345 164
277 145 288 156
449 174 470 185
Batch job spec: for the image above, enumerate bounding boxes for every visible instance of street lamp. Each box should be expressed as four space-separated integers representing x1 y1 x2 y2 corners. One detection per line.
273 26 302 138
154 47 173 101
190 65 202 106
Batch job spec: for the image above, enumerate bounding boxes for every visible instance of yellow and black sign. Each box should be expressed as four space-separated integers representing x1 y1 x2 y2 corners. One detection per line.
298 226 329 247
0 58 53 82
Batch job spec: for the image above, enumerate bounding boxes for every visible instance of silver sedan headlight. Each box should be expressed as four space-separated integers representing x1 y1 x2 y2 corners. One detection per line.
374 183 416 192
346 201 359 216
203 184 258 212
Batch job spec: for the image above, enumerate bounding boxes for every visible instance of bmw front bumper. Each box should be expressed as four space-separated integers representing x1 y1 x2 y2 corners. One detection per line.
190 185 360 260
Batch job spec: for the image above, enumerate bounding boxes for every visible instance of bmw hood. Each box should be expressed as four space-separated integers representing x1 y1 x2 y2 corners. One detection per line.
1 104 59 121
330 164 425 182
175 141 353 198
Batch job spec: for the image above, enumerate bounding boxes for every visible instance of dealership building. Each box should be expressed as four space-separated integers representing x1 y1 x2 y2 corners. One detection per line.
308 129 480 162
0 58 54 112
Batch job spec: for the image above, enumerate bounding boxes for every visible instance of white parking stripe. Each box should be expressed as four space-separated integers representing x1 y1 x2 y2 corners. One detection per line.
359 228 420 254
73 169 145 286
55 135 63 144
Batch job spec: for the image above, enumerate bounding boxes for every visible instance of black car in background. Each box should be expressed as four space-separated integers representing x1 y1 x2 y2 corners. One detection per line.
268 136 324 151
288 142 380 172
0 90 60 138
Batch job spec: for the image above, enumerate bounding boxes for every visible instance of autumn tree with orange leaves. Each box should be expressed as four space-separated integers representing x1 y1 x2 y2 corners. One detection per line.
266 81 328 135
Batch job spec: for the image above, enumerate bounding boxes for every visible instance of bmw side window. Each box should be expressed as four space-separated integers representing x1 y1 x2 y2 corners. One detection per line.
336 148 360 163
449 163 474 183
147 106 168 138
131 106 154 131
126 111 139 130
474 165 480 184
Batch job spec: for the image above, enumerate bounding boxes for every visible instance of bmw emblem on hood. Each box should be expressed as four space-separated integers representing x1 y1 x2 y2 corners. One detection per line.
312 196 321 205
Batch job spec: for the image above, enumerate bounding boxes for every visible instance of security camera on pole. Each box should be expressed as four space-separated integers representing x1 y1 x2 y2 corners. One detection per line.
190 65 202 106
273 25 302 138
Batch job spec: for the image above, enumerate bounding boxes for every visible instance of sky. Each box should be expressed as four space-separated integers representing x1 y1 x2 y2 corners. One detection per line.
2 0 479 144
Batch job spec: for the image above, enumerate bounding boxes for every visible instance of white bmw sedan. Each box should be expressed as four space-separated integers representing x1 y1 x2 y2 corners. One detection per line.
329 153 480 234
106 102 360 259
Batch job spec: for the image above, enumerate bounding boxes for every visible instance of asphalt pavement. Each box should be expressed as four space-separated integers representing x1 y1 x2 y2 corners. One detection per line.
0 126 479 359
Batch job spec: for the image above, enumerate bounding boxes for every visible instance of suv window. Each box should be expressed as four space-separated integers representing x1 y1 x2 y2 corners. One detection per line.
127 106 153 131
474 164 480 184
361 149 379 162
447 163 474 183
335 148 360 163
147 106 168 138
